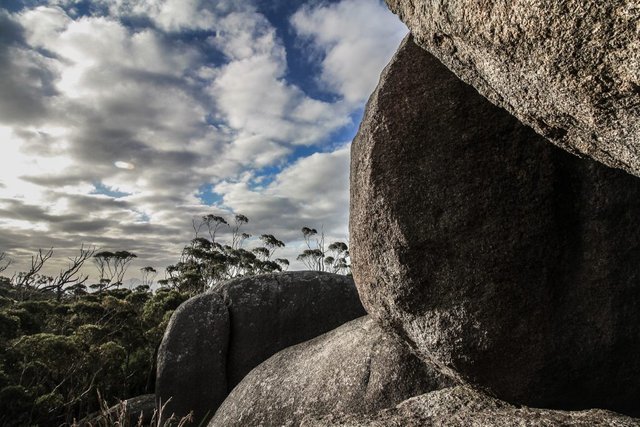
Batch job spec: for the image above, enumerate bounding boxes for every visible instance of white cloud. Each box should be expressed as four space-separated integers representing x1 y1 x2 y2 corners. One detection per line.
211 144 351 270
18 6 71 46
91 0 248 32
291 0 407 104
211 53 349 147
209 10 279 60
214 144 351 238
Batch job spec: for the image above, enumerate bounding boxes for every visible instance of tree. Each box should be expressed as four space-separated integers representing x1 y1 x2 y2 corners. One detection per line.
231 214 249 249
0 246 193 425
12 248 53 300
325 242 350 275
0 253 10 275
164 213 288 294
39 245 95 301
140 266 157 289
92 251 137 291
297 226 350 274
259 234 285 258
297 227 323 271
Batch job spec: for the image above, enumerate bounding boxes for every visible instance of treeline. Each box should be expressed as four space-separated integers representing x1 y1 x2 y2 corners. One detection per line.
0 214 350 426
163 215 350 294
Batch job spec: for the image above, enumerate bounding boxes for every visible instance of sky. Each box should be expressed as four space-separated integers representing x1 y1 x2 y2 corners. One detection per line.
0 0 407 281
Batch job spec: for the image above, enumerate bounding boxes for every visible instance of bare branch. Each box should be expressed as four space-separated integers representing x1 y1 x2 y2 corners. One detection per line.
41 245 96 299
0 252 11 274
13 248 53 289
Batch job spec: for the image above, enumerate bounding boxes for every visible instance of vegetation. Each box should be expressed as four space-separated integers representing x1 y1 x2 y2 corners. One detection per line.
160 214 290 295
0 276 187 426
297 227 350 275
0 214 349 426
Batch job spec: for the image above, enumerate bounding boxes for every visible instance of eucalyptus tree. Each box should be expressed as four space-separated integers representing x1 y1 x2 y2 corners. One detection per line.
163 213 289 295
92 250 137 291
297 227 350 274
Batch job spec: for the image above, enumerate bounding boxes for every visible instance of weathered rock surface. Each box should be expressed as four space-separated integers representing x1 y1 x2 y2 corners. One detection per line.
213 271 365 389
385 0 640 176
351 36 640 414
303 386 640 426
156 292 229 425
210 316 454 427
156 271 365 425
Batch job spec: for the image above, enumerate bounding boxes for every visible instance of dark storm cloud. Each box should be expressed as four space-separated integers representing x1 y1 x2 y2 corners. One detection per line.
0 9 24 45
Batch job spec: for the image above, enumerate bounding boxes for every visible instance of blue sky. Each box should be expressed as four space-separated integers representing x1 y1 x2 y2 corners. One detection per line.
0 0 407 277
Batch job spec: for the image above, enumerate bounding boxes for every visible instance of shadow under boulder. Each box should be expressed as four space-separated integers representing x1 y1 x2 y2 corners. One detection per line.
156 271 365 425
210 316 454 427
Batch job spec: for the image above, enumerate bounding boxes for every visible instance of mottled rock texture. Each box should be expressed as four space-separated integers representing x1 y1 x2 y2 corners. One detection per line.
156 271 365 425
350 36 640 414
302 386 640 426
156 292 229 425
385 0 640 176
213 271 365 389
210 316 453 427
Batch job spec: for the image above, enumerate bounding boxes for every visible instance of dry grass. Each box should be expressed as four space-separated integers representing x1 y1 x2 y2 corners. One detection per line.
72 393 194 427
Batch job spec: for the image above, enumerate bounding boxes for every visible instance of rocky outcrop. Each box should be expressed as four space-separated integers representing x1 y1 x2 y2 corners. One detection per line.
210 316 454 427
350 36 640 414
302 386 640 426
385 0 640 177
156 272 365 425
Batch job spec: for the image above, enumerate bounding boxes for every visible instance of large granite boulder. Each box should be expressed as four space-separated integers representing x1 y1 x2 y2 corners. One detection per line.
303 386 640 426
156 292 229 425
350 36 640 414
210 316 454 427
385 0 640 177
156 272 365 425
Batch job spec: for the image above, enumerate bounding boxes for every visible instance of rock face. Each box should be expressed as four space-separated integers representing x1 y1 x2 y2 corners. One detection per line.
210 316 454 427
385 0 640 177
303 386 640 426
350 36 640 414
156 272 365 425
213 271 365 389
156 292 229 425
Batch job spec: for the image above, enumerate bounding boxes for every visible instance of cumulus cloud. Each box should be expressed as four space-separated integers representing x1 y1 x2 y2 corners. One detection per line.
291 0 407 104
0 0 403 278
213 144 351 269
